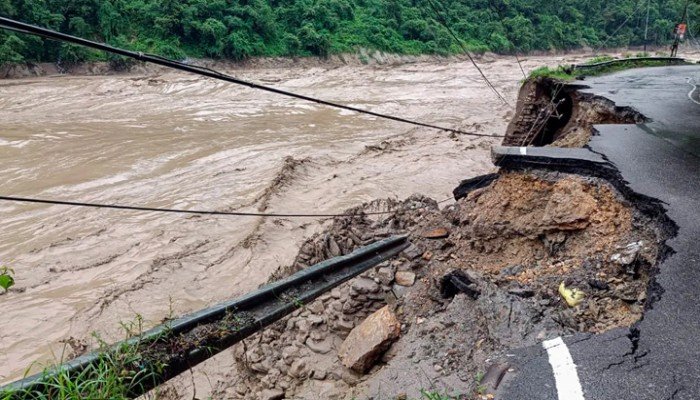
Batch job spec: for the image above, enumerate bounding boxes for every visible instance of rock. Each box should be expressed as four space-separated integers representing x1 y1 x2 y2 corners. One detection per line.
251 358 273 373
500 265 523 276
296 319 311 334
308 315 324 326
610 241 645 275
588 279 610 291
422 251 433 261
338 306 401 373
335 318 355 332
329 238 342 257
260 389 284 400
312 368 327 380
395 271 416 287
541 179 596 230
391 283 409 298
422 227 450 239
401 244 423 260
376 267 395 285
306 336 333 354
307 300 324 314
282 345 299 364
289 358 308 379
351 277 380 294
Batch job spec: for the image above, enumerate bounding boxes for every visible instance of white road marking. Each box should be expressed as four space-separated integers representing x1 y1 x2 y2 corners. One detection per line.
686 78 700 106
519 147 527 155
543 337 586 400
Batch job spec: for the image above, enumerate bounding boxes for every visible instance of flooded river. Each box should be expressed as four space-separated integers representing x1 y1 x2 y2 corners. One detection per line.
0 53 588 387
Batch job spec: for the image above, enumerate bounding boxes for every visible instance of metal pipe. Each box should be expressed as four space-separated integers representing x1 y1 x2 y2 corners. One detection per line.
1 235 409 398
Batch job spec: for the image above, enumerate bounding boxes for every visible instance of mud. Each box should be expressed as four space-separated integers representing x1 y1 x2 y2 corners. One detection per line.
3 52 582 384
0 50 677 397
193 169 668 400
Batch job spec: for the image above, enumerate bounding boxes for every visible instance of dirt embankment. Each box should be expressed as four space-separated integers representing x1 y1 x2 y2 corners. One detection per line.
503 77 647 148
189 169 669 400
158 77 674 400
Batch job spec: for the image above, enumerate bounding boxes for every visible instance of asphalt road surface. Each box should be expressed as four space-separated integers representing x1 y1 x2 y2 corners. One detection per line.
496 65 700 400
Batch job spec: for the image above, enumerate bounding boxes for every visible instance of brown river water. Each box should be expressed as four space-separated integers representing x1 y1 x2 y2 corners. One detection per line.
0 53 591 388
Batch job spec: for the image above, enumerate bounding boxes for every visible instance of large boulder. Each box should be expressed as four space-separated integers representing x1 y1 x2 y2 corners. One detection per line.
338 306 401 373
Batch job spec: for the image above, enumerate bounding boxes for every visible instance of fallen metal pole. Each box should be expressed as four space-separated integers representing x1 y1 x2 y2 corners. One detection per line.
1 235 409 398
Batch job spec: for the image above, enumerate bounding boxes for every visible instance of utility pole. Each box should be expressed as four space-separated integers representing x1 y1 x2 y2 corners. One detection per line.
644 0 651 51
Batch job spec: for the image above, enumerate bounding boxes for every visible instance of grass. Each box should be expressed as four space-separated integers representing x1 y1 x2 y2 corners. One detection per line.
0 317 164 400
0 344 159 400
417 390 456 400
528 54 687 81
528 65 575 80
352 391 458 400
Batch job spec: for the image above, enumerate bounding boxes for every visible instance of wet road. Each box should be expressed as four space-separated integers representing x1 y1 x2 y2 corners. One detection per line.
498 65 700 399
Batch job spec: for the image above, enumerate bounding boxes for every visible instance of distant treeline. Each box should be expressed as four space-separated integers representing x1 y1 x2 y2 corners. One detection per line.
0 0 696 65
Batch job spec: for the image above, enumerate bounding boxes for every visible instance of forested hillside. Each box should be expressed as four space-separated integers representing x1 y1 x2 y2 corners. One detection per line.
0 0 696 65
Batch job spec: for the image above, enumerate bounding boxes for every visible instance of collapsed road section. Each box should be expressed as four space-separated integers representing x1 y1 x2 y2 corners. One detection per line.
201 66 696 400
496 65 700 400
3 64 696 400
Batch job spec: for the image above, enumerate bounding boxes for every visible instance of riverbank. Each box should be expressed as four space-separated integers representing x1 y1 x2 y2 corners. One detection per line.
0 45 681 80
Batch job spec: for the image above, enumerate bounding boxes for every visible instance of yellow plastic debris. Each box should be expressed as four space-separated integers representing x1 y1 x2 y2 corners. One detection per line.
559 281 586 307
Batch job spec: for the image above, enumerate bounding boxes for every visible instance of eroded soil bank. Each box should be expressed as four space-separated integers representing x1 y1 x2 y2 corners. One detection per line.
1 53 592 384
156 76 672 399
197 168 669 400
0 54 677 399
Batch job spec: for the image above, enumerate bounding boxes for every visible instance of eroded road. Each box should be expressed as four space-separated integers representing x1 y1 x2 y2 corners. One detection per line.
498 65 700 399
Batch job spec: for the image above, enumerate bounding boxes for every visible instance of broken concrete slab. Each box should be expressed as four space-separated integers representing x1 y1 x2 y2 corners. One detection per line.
491 145 608 173
338 305 401 373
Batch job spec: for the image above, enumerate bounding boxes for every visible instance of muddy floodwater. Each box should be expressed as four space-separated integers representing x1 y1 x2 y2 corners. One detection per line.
0 53 592 386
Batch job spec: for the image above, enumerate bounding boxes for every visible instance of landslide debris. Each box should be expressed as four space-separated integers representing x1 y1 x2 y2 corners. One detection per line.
503 77 646 148
210 169 668 399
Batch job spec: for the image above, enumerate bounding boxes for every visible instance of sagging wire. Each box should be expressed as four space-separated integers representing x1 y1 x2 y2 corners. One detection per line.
422 0 512 107
0 195 456 219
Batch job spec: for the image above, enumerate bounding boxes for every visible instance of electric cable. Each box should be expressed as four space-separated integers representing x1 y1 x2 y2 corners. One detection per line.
595 0 648 53
0 195 454 218
422 0 512 106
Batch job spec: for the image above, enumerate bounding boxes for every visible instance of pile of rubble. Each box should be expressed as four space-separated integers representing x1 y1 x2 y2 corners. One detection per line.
209 168 668 399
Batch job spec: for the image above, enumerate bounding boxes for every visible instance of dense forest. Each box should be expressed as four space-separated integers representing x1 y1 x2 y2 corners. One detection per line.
0 0 697 65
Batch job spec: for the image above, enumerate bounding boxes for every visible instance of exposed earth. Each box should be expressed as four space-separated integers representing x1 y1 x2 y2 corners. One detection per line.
0 51 694 399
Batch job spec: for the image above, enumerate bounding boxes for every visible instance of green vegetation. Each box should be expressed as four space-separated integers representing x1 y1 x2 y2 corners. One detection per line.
528 55 688 80
352 391 457 400
0 0 698 65
0 266 14 292
0 316 163 400
417 390 455 400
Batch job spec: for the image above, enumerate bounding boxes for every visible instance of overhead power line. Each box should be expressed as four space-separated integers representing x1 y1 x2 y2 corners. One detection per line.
0 16 505 139
423 0 512 106
595 0 648 52
0 195 454 218
0 195 396 218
